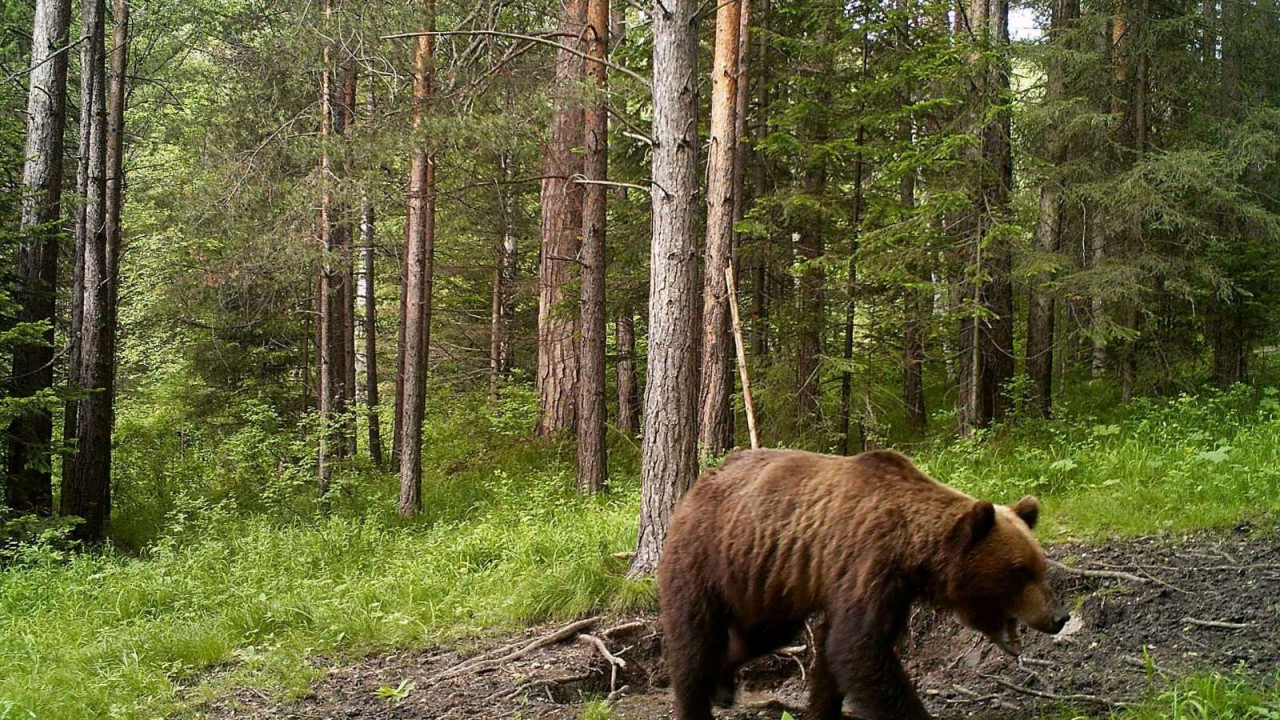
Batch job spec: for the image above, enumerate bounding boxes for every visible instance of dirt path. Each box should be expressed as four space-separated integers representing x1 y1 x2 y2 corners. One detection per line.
201 528 1280 719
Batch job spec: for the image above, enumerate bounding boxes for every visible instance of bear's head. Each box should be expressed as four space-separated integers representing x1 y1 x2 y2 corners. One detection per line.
943 496 1069 655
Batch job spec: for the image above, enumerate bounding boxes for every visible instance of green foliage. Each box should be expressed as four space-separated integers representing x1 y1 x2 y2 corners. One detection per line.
920 384 1280 538
1047 671 1280 720
3 389 1277 718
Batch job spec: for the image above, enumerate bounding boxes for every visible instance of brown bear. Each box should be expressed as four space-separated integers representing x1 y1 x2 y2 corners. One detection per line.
656 448 1069 720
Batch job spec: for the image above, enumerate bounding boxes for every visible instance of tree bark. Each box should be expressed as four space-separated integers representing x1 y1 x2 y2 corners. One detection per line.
698 0 741 461
316 4 340 493
490 151 517 401
958 0 1014 435
398 0 436 517
577 0 609 493
340 61 358 456
63 0 126 542
838 35 868 456
614 308 640 436
65 0 107 449
631 0 700 577
6 0 72 516
1024 0 1076 418
535 0 586 439
359 95 384 467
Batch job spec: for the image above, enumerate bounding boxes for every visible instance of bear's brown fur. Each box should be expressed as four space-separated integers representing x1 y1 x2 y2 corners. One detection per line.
657 449 1068 720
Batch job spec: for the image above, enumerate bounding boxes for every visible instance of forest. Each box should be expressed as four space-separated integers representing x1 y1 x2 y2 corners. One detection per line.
2 0 1279 717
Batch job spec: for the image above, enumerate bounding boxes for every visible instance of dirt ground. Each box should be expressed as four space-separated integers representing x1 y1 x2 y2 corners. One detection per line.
200 527 1280 719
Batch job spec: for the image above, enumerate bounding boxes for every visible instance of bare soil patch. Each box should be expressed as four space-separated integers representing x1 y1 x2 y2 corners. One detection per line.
200 528 1280 719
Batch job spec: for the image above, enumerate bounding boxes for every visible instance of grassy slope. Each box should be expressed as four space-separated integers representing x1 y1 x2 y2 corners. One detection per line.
2 388 1279 719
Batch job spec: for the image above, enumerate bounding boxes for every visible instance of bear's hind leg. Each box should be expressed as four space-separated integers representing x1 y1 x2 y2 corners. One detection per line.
716 620 805 708
807 616 845 720
662 589 728 720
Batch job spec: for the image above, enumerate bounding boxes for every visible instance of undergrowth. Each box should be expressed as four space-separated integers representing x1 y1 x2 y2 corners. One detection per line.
2 385 1279 718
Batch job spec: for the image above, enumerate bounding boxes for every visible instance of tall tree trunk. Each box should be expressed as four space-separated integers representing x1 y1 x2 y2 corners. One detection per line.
340 62 358 456
748 0 770 366
64 0 126 542
392 223 407 468
698 0 741 460
838 35 869 456
958 0 1014 435
6 0 72 516
64 0 107 450
630 0 700 578
490 151 517 401
615 308 640 436
359 91 384 466
316 4 339 493
535 0 586 438
398 0 436 517
1025 0 1077 418
576 0 609 493
900 122 927 432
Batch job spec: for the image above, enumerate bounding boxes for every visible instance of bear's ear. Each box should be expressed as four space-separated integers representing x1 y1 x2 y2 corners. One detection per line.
1013 496 1040 529
950 500 996 549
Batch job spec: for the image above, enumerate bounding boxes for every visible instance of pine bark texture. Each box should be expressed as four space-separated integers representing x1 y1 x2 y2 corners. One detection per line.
65 0 107 448
576 0 609 494
398 2 436 517
535 0 586 438
631 0 700 577
6 0 72 516
64 0 126 541
698 0 741 460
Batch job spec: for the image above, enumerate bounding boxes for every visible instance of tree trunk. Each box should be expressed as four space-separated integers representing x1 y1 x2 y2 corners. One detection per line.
63 0 126 542
392 225 407 468
615 308 640 436
1024 0 1076 418
698 0 741 461
64 0 107 450
398 0 436 517
577 0 609 494
6 0 72 516
316 5 340 493
838 36 868 456
340 62 358 457
630 0 700 578
535 0 586 439
490 151 517 401
359 112 384 467
958 0 1014 435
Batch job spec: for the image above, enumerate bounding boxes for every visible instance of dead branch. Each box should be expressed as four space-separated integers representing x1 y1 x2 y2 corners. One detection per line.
1182 617 1254 630
980 673 1124 709
1048 559 1147 584
606 684 630 703
434 616 600 682
601 620 648 637
578 633 627 692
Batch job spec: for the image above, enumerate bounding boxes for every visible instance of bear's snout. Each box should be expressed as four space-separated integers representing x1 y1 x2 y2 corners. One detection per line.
1048 609 1070 634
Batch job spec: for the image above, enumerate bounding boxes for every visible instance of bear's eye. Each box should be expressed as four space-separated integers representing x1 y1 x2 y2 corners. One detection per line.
1010 563 1033 583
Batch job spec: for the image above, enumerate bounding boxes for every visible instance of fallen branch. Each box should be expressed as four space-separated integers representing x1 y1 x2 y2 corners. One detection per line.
1182 617 1254 630
743 697 807 715
606 684 630 703
578 633 627 692
980 673 1124 709
434 616 600 682
1048 559 1147 584
600 620 648 637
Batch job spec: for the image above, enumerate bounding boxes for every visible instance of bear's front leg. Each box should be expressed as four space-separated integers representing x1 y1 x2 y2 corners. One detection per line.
824 608 933 720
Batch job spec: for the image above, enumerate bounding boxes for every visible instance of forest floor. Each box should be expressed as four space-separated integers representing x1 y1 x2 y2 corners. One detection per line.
196 526 1280 720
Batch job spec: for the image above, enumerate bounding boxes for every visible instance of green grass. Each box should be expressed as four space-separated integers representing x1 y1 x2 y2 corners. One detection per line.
1044 671 1280 720
2 386 1279 718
